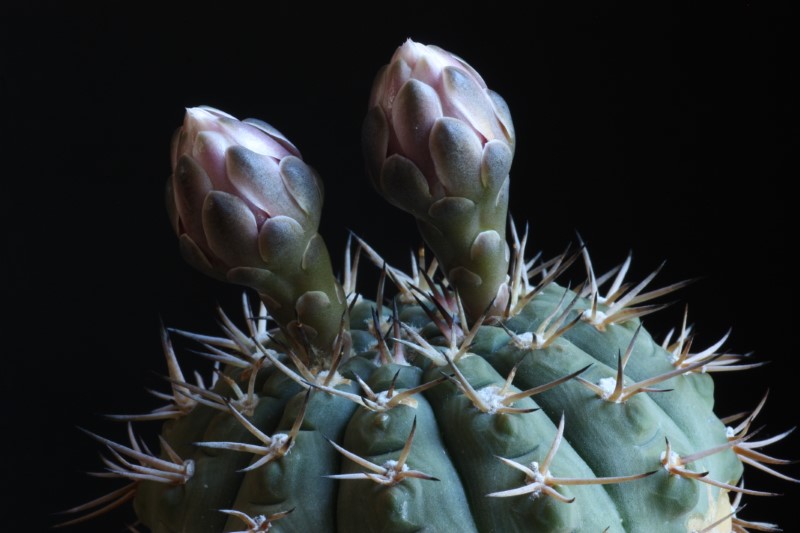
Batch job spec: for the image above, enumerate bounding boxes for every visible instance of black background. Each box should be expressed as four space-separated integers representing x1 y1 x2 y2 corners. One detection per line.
3 2 797 531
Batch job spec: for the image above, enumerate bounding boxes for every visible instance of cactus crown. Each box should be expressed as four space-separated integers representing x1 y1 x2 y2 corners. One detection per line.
58 39 795 533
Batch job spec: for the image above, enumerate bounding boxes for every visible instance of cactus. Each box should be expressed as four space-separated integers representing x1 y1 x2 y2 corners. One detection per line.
59 39 795 533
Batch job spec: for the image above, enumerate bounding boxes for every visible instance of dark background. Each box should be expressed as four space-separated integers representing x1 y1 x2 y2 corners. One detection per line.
3 2 797 530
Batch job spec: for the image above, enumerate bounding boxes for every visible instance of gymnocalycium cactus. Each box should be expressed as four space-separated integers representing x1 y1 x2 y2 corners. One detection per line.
61 39 795 532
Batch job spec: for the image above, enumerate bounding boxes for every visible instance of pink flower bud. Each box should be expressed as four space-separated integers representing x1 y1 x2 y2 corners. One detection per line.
166 106 323 279
363 40 516 321
364 39 515 203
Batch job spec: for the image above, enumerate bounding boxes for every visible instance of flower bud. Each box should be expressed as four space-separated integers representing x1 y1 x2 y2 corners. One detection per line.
363 40 515 320
364 39 514 206
166 106 346 357
167 106 323 279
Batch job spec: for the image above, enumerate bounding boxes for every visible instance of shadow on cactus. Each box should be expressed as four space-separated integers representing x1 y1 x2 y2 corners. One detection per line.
58 39 796 533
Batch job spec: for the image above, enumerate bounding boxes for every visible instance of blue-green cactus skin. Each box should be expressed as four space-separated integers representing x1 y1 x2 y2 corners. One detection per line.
131 289 743 533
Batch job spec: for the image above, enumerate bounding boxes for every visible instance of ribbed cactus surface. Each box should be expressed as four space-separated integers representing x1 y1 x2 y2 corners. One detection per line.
130 284 746 532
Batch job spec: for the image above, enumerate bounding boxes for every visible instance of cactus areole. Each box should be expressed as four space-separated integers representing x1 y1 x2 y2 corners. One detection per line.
63 39 794 533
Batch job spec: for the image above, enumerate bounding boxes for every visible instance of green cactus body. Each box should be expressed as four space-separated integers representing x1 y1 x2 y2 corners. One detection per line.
122 293 744 533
